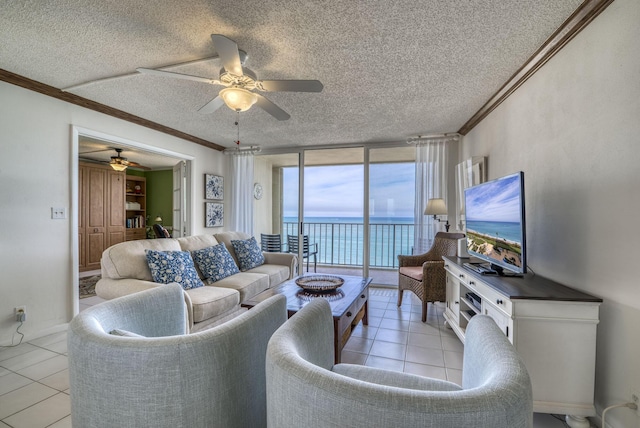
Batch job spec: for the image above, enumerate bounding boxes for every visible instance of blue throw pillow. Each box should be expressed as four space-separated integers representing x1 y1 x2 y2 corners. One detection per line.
145 250 204 290
192 244 240 283
231 237 265 271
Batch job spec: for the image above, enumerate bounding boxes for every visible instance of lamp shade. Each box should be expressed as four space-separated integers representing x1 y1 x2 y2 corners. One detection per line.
425 198 447 216
110 162 128 172
220 87 258 112
154 216 163 223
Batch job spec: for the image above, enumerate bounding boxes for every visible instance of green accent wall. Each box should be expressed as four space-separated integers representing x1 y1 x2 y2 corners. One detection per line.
146 170 173 227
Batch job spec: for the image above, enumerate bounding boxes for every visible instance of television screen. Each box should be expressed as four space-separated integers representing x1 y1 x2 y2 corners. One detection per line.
464 171 526 274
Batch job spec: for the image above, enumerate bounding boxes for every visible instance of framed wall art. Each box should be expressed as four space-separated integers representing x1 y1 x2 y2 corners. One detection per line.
205 174 224 200
205 202 224 228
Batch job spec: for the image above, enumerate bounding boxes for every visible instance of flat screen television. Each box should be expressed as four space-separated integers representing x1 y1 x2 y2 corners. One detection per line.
464 171 526 275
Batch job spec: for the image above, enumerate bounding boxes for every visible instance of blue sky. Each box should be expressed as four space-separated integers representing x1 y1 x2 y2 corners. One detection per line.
465 173 523 223
283 163 415 218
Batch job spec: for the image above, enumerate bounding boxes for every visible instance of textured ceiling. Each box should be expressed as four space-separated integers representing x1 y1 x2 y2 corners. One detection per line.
1 0 583 151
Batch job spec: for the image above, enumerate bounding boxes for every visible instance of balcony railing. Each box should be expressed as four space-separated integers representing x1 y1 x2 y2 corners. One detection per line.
283 221 414 268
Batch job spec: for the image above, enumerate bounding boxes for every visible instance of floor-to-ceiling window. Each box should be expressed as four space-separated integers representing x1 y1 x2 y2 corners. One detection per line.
255 144 415 286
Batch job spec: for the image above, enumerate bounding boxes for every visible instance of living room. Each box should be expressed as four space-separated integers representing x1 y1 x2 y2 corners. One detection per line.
1 0 639 427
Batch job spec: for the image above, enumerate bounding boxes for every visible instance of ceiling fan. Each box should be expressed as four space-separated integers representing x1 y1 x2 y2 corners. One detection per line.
80 148 150 171
137 34 323 121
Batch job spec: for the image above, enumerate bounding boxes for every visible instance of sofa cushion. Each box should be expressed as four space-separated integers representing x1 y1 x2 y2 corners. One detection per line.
231 237 265 271
177 234 219 252
213 272 270 301
247 264 290 287
185 286 240 323
214 231 251 265
102 239 181 281
145 250 204 290
192 244 240 282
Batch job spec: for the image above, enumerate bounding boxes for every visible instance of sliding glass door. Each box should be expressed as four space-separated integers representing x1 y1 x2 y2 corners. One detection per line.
255 144 415 285
302 147 364 277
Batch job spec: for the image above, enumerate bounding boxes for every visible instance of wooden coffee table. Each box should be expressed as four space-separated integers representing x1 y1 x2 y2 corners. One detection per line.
242 274 371 363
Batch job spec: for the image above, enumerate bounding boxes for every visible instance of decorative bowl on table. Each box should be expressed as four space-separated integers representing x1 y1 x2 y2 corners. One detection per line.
295 274 344 292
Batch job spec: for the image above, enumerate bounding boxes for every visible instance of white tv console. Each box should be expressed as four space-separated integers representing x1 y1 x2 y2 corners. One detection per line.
443 256 602 428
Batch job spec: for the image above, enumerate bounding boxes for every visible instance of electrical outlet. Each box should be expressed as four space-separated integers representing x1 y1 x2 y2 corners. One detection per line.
15 306 26 322
51 207 66 219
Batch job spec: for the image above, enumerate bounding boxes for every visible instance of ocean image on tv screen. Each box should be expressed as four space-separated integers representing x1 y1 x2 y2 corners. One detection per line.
465 173 523 270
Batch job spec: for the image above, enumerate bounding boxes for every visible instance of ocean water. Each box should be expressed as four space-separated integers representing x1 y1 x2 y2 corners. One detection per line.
465 220 522 243
281 216 415 267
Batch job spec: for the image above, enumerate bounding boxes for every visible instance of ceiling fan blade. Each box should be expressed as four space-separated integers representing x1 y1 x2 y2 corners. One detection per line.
198 96 225 114
257 80 324 93
254 94 290 121
124 161 151 170
137 68 219 85
211 34 243 76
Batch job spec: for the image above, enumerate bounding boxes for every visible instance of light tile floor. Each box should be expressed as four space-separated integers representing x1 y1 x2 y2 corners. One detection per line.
0 290 572 427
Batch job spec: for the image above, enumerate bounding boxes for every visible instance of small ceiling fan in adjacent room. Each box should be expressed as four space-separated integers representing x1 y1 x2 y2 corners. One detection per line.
137 34 324 120
80 148 150 171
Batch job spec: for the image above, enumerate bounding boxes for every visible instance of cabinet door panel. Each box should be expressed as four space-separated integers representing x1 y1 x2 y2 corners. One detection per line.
88 168 107 228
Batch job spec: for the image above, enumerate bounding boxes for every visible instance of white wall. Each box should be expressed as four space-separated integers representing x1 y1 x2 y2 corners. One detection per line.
460 0 640 426
253 156 274 238
0 81 226 343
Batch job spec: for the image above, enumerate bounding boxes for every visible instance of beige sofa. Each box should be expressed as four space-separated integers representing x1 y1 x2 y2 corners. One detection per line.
96 232 296 332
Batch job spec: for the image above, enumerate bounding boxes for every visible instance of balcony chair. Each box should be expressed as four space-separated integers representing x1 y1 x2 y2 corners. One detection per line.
68 283 287 428
266 298 533 428
397 232 465 322
287 234 318 272
260 233 283 252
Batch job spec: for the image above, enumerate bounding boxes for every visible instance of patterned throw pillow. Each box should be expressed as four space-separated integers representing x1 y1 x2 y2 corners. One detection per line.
192 244 240 283
145 250 204 290
231 237 265 271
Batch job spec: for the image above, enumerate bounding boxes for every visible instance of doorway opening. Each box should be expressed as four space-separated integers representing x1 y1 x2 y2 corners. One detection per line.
71 126 194 314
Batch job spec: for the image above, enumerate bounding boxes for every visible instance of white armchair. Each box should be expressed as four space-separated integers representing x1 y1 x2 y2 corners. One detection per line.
69 283 287 428
266 298 533 428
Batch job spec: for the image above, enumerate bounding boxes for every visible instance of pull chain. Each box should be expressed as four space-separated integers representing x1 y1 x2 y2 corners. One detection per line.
234 111 241 149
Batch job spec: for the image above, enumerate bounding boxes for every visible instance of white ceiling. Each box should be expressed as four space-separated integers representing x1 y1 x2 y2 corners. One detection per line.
1 0 583 152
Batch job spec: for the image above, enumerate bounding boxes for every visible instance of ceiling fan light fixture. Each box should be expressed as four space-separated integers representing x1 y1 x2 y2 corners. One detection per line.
220 87 257 112
110 161 128 171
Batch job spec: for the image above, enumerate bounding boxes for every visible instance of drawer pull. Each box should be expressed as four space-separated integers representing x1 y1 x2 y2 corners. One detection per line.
444 264 449 268
454 301 459 305
347 311 352 317
459 274 465 279
361 294 365 299
496 299 503 305
469 281 475 286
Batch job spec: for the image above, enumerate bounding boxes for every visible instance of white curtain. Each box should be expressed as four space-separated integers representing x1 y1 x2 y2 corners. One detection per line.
229 153 254 234
414 140 448 254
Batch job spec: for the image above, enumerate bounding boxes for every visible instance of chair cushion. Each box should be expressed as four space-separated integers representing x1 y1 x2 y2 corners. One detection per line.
145 250 204 290
231 237 265 271
192 244 240 282
185 286 240 323
213 272 270 301
399 266 423 281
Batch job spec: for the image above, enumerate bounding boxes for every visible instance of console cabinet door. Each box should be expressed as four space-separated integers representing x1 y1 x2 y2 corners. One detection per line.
483 301 512 342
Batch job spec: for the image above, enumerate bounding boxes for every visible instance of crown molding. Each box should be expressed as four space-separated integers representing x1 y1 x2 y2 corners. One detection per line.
0 68 225 152
458 0 615 135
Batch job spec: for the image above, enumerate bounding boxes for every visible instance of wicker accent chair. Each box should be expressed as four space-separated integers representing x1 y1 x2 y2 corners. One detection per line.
397 232 465 322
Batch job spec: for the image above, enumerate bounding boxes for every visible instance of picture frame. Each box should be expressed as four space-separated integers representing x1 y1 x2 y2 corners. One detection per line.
205 202 224 227
204 174 224 200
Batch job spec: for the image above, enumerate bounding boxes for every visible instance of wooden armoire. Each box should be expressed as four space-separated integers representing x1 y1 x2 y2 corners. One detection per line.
79 162 126 272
